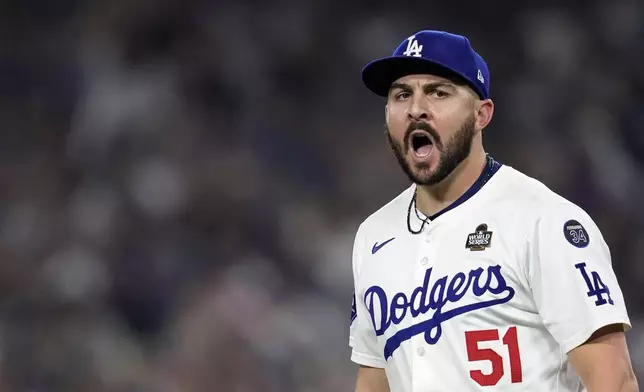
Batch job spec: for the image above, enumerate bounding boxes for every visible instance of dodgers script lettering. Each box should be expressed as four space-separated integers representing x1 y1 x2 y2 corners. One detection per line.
364 265 515 358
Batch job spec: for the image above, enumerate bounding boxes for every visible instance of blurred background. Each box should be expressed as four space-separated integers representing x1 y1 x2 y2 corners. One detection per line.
0 0 643 390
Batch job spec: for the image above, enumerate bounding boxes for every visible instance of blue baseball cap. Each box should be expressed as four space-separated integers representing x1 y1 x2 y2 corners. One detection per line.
362 30 490 100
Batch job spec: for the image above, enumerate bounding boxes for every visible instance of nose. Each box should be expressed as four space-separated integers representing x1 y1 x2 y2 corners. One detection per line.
408 95 429 121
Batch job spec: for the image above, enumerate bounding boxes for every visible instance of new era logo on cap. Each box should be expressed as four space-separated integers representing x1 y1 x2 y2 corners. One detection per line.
361 30 490 100
477 69 485 83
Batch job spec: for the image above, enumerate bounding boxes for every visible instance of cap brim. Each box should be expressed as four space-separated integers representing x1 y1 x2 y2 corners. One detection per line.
361 56 471 98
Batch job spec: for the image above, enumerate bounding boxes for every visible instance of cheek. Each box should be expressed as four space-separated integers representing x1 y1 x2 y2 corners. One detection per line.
387 123 406 144
387 114 407 138
434 111 468 139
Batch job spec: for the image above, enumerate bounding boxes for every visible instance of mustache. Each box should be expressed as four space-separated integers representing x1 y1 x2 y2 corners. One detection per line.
404 122 442 149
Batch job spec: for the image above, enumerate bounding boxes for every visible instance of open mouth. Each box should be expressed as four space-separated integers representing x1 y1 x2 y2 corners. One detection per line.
410 130 433 157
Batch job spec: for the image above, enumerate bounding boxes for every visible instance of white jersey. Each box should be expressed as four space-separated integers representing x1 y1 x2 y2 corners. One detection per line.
348 158 631 392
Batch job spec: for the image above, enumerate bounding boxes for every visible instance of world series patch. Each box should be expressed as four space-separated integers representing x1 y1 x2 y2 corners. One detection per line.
465 223 493 251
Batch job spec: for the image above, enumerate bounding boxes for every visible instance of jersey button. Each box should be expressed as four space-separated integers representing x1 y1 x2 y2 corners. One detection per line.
417 347 425 356
420 257 428 266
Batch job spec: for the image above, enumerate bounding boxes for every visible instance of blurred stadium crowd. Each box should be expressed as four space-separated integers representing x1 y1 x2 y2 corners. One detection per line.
0 0 643 390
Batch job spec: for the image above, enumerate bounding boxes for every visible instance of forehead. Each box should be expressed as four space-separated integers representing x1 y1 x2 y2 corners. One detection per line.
392 74 456 88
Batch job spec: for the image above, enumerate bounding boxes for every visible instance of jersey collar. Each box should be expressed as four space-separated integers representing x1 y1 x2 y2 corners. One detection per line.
411 155 502 224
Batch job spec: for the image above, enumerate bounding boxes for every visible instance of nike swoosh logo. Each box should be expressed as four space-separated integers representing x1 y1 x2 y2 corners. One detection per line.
372 237 396 254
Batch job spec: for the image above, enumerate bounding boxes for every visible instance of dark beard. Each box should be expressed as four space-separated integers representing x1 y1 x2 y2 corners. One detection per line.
386 115 476 186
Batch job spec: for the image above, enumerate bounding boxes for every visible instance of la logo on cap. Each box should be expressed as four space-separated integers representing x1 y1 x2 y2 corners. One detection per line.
403 35 423 57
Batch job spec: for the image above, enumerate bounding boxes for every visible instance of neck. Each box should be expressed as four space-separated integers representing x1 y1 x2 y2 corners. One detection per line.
415 148 488 217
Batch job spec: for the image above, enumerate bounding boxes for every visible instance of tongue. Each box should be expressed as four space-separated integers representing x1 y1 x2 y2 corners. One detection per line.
415 144 432 157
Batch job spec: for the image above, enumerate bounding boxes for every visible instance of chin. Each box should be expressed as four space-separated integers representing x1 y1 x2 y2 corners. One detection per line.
409 157 438 173
410 166 438 184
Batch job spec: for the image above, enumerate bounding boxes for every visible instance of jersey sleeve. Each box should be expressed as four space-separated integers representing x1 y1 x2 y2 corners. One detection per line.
527 202 631 354
349 223 387 368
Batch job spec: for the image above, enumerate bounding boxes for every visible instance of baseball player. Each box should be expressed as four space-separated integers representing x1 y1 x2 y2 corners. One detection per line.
349 30 638 391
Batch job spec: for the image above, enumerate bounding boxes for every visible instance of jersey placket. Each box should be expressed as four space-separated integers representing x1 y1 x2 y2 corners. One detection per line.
411 222 442 391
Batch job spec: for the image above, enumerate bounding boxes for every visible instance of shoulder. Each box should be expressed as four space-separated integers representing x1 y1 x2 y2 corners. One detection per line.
351 185 413 272
496 166 603 243
355 184 414 239
494 165 592 219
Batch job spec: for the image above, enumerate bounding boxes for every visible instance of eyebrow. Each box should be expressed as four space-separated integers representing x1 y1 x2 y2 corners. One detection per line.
389 81 456 95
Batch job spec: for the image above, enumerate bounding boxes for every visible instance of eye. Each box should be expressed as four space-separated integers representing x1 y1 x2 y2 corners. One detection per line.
432 90 449 98
395 91 411 101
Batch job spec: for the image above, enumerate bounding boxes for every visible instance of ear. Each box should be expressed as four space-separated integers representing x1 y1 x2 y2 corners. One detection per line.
385 104 389 123
475 99 494 130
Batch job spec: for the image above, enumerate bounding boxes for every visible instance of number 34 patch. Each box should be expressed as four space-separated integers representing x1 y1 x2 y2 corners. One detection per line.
563 219 589 248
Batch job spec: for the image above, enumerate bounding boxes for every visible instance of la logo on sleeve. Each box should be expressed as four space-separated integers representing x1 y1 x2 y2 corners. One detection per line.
575 262 614 306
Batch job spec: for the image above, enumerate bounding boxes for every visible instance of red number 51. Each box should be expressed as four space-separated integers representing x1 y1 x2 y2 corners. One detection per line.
465 326 523 386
